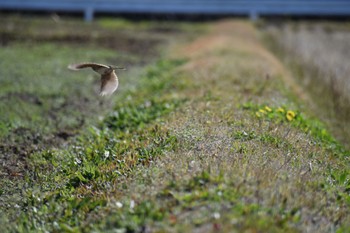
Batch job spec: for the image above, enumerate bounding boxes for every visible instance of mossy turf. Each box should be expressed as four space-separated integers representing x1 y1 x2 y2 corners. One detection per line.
0 16 349 233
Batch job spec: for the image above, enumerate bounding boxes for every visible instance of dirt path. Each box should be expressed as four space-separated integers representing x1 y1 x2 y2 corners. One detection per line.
176 20 311 103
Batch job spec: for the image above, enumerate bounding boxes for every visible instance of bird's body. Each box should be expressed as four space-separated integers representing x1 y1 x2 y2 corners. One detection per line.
68 62 124 96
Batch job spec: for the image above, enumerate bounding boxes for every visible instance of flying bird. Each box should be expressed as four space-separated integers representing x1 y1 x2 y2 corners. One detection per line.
68 62 125 96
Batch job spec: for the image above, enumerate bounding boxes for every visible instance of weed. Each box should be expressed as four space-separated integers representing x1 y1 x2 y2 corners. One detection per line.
243 102 349 155
105 99 182 131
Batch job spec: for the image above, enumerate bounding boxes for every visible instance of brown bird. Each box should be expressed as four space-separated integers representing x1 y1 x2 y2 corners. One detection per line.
68 62 125 96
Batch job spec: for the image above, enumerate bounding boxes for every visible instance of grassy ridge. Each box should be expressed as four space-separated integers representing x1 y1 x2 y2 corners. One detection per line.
0 16 349 233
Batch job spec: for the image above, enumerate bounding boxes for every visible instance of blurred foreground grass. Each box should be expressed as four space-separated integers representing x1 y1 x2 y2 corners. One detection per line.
0 15 349 233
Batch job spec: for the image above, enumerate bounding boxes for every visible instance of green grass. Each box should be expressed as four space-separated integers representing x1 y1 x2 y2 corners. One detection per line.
1 16 350 233
0 57 186 232
241 103 350 209
242 102 349 155
0 15 190 232
0 43 118 136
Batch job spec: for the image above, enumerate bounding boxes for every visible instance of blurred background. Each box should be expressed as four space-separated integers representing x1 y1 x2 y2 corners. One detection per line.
0 1 349 150
1 0 350 21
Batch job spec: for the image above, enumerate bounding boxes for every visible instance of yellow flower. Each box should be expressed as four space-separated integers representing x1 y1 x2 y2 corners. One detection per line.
259 109 266 114
277 107 285 113
265 106 272 112
286 110 296 121
255 112 261 117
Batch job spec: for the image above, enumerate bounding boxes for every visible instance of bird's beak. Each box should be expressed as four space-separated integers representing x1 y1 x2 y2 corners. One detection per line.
109 65 126 70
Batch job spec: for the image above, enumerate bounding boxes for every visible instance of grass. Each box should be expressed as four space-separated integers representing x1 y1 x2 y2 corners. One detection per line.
0 15 350 233
0 58 186 232
0 43 116 134
262 21 350 148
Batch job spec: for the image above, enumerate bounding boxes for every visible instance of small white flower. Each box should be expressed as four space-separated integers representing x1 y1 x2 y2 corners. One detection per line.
213 212 220 219
189 160 196 169
116 201 123 208
144 100 152 107
130 200 135 209
74 158 81 165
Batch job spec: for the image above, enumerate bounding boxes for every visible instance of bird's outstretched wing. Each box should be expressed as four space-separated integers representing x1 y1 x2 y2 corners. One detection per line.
68 62 110 74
